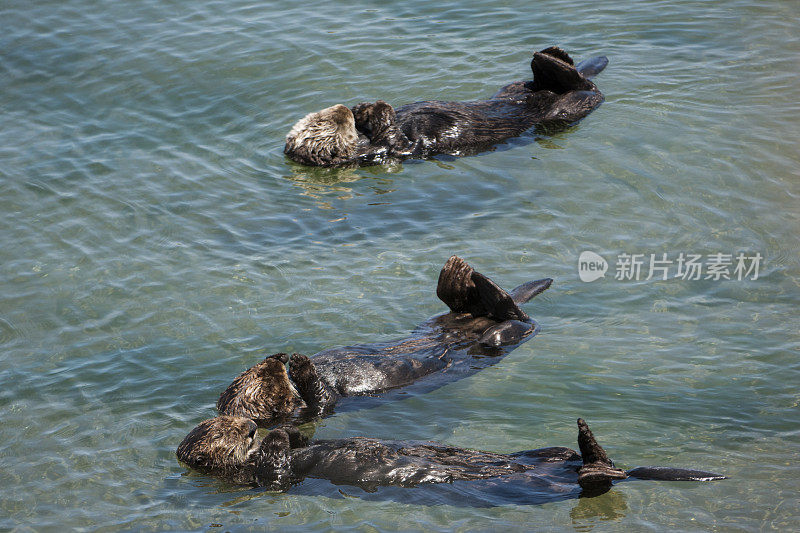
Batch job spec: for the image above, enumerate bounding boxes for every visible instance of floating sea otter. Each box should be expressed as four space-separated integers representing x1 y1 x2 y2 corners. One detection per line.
284 46 608 167
216 256 553 425
176 417 725 500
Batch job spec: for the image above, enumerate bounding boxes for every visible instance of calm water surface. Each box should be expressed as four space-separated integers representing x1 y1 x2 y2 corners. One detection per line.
2 0 799 530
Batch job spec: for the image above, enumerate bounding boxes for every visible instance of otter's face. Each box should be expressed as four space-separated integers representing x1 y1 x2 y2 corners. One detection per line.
176 416 260 472
284 104 359 166
217 353 305 422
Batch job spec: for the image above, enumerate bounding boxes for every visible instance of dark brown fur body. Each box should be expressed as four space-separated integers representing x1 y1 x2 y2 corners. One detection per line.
176 417 725 500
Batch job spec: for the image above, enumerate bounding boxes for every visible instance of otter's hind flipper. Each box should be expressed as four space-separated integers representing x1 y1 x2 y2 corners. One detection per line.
471 271 529 321
436 256 528 321
537 46 575 66
575 56 609 80
576 418 628 492
530 47 596 94
436 255 476 315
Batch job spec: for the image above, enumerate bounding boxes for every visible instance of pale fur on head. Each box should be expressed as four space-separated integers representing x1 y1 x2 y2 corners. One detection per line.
216 355 304 421
176 416 260 472
284 104 359 166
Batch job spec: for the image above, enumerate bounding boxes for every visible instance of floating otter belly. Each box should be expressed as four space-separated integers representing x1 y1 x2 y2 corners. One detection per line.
216 256 553 426
284 46 609 167
176 417 726 501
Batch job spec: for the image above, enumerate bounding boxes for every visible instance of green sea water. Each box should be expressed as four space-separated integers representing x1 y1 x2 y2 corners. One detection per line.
1 0 798 530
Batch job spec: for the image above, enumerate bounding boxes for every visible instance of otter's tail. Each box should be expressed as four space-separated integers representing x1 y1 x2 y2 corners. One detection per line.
576 56 609 80
509 278 553 305
436 256 531 321
577 419 727 489
626 466 727 482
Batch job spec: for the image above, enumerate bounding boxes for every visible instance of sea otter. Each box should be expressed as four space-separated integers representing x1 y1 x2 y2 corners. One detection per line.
216 256 553 426
284 46 608 167
176 417 725 499
175 415 307 485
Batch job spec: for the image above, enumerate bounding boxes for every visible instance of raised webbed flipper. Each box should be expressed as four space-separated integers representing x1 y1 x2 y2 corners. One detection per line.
436 256 549 321
530 47 598 94
576 418 628 494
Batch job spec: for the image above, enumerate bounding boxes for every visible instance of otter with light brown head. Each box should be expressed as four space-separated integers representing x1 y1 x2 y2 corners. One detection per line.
176 415 309 485
216 353 305 423
284 46 609 167
175 416 260 476
283 104 360 166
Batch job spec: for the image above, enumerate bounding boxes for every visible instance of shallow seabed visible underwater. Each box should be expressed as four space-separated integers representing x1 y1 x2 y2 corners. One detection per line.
1 0 799 530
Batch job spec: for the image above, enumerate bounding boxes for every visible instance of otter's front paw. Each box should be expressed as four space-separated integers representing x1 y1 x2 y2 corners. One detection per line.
352 100 397 138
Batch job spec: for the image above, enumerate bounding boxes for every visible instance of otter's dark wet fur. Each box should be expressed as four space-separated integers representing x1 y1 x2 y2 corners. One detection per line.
176 417 725 499
284 46 609 167
216 256 553 426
